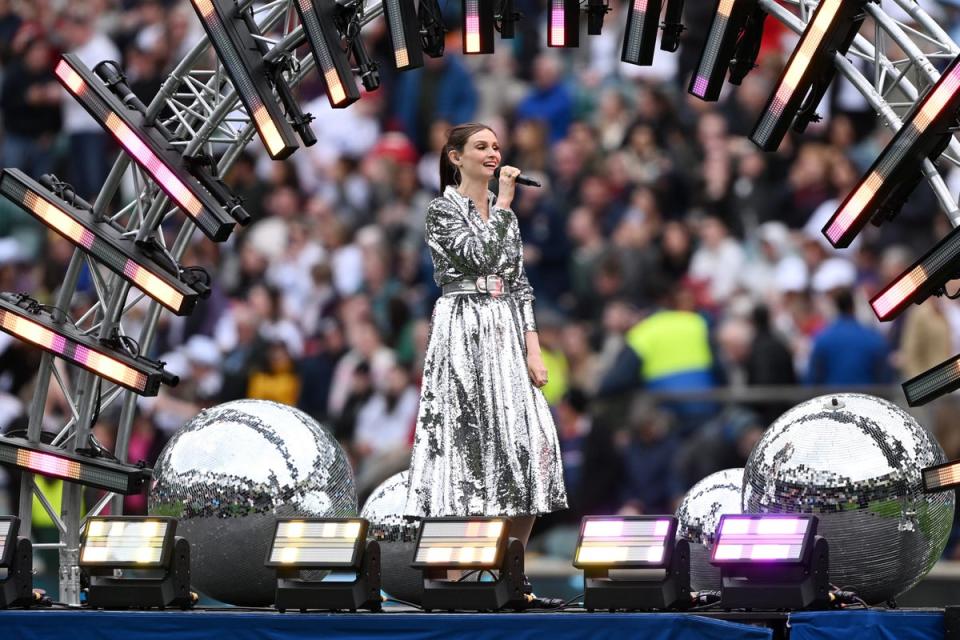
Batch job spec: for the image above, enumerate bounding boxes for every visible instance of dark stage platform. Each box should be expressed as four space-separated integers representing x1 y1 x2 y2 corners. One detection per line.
0 607 945 640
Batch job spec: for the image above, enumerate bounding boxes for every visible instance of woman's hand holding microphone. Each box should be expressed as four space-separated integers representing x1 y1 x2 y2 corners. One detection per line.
495 165 522 210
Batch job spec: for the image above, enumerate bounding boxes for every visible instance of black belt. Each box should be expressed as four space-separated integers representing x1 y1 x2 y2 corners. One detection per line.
441 275 510 297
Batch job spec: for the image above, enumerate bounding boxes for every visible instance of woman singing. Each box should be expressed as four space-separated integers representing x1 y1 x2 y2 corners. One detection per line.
404 123 567 604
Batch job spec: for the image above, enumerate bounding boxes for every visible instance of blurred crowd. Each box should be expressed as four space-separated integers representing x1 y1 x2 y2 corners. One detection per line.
0 0 960 559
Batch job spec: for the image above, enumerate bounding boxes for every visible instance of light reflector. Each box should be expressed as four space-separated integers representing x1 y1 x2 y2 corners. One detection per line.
412 518 509 568
750 0 866 151
903 353 960 406
54 55 237 241
548 0 580 48
189 0 299 157
0 436 152 494
870 225 960 321
267 518 367 568
81 517 176 568
574 516 676 568
620 0 661 65
294 0 362 108
824 54 960 248
0 292 175 395
0 517 14 568
922 460 960 493
711 514 815 564
0 170 204 316
689 0 757 100
462 0 495 54
382 0 423 70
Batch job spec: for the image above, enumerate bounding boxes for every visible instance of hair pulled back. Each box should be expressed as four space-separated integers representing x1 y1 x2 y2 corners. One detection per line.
438 122 494 193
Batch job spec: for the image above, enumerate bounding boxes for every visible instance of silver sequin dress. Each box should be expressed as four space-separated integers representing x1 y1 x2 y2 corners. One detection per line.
404 186 568 517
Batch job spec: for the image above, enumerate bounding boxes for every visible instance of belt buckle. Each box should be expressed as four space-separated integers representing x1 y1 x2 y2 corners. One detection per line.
476 275 504 298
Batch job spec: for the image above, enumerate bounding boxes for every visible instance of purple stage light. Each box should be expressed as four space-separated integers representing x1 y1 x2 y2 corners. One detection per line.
711 514 815 564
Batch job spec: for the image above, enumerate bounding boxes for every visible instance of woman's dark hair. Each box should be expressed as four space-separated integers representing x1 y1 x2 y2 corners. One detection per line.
439 122 494 193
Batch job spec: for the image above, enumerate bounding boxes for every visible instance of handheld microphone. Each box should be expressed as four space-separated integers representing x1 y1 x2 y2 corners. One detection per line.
493 167 541 188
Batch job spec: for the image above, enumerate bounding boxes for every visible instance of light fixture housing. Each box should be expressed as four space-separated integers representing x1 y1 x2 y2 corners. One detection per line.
189 0 300 158
462 0 496 54
824 53 960 248
80 516 193 609
710 514 830 609
0 436 152 494
750 0 867 151
0 517 32 608
381 0 424 70
574 515 691 611
0 292 176 396
621 0 662 65
548 0 580 48
903 352 960 407
689 0 761 100
54 54 239 242
267 518 381 612
922 459 960 493
0 170 207 316
870 224 960 322
293 0 362 108
412 517 525 611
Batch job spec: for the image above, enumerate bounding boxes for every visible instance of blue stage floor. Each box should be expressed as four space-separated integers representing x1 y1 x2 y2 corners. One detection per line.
0 607 945 640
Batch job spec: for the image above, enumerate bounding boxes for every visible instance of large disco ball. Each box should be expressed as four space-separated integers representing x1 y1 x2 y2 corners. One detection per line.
743 394 953 604
676 468 743 591
360 471 423 604
148 399 357 605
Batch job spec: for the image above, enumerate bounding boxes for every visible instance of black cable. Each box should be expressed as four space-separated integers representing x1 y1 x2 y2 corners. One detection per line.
557 592 585 611
383 597 424 610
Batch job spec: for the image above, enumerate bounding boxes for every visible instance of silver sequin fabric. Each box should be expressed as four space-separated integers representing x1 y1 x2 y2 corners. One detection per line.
404 186 568 517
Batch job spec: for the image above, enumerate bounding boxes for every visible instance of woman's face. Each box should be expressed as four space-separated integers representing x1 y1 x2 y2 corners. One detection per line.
450 129 500 183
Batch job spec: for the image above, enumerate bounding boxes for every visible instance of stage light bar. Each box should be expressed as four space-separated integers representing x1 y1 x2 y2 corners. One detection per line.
548 0 580 48
0 516 32 608
0 436 152 494
81 516 193 609
574 516 691 611
903 353 960 406
0 292 176 395
0 517 13 568
55 55 236 242
689 0 758 100
750 0 867 151
412 518 508 568
620 0 661 65
382 0 424 70
870 226 960 322
712 514 815 564
268 518 381 611
710 514 829 609
413 517 525 611
0 170 204 316
81 517 176 568
293 0 362 108
462 0 495 54
574 516 676 567
267 519 367 568
922 460 960 493
824 55 960 248
189 0 299 157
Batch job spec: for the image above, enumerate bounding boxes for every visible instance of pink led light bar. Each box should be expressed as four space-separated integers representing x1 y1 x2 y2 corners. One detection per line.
574 516 676 568
550 0 566 46
824 56 960 247
711 515 813 563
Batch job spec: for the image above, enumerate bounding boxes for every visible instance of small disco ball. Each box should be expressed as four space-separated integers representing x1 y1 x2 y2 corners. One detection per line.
360 471 423 605
743 393 954 604
148 399 357 606
676 468 743 591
